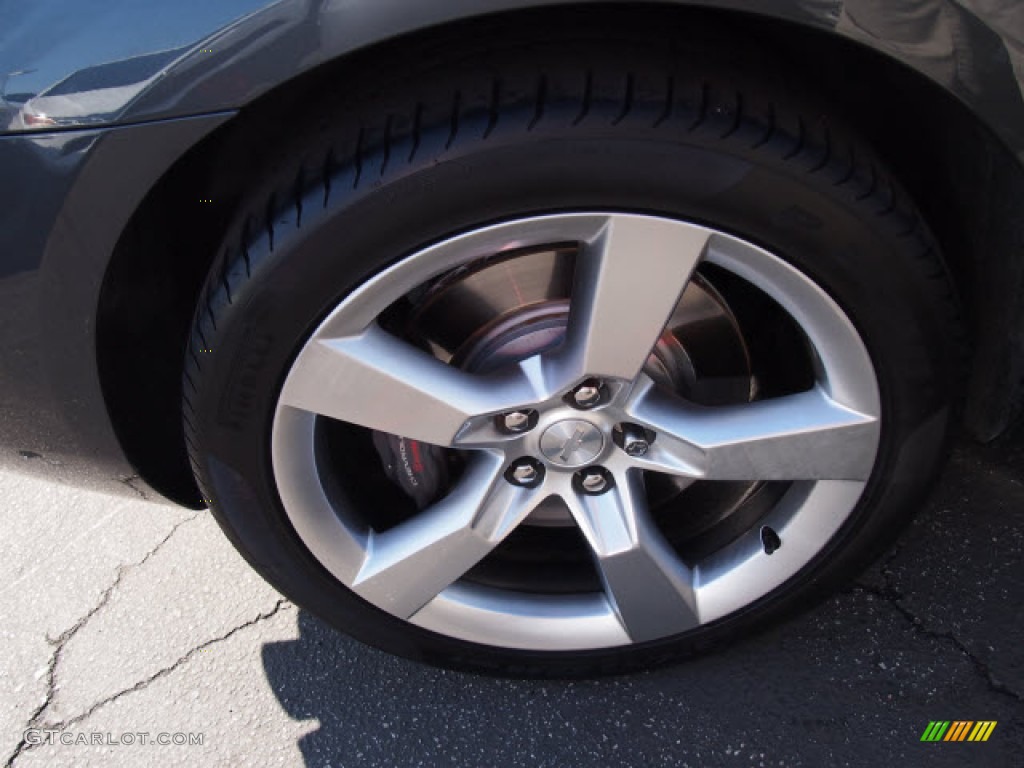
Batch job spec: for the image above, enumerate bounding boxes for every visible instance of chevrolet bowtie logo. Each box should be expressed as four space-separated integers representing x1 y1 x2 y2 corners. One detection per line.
559 427 588 461
540 419 604 468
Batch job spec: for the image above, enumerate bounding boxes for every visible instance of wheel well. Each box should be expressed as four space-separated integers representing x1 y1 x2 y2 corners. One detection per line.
96 3 1024 506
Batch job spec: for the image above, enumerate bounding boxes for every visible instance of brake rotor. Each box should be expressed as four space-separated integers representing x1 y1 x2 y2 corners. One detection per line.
373 244 756 529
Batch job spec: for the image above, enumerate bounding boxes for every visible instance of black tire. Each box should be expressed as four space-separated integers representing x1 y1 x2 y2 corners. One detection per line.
182 28 963 676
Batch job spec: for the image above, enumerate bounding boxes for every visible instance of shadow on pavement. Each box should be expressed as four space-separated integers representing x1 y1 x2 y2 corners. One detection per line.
262 428 1023 768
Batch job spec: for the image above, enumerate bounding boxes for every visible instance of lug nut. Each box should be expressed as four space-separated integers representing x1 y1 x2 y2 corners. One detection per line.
500 410 534 434
576 466 613 495
512 464 538 484
570 380 604 409
620 424 652 457
506 458 544 488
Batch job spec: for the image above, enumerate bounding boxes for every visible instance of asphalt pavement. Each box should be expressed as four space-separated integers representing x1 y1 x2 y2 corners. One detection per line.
2 426 1022 767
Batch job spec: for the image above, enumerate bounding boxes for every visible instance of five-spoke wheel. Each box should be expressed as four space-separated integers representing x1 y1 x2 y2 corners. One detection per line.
272 214 881 649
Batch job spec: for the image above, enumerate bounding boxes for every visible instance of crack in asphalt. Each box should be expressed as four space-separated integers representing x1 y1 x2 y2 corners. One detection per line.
7 595 290 767
118 475 150 502
5 513 201 768
853 550 1022 705
29 599 290 744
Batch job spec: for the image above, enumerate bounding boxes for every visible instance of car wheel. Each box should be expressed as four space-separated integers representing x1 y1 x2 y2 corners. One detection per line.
183 34 962 675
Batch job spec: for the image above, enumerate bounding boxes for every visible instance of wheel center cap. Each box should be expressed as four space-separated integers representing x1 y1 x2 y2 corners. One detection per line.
539 419 604 468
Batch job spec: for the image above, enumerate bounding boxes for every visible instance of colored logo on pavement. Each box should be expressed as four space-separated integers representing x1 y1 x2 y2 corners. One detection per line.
920 721 997 742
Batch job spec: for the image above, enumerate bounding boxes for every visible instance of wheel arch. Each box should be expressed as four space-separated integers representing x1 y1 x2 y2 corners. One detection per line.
95 3 1024 506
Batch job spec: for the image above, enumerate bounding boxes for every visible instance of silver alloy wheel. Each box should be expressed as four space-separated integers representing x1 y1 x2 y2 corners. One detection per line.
271 213 881 650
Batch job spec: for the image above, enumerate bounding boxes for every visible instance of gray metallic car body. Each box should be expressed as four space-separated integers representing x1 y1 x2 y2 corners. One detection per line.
1 0 1022 504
